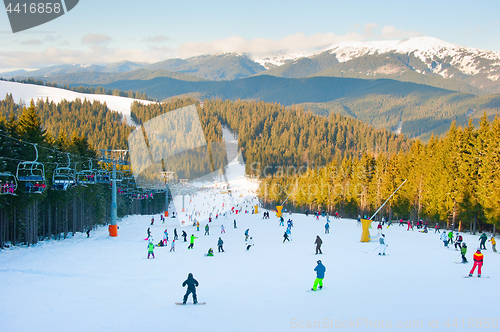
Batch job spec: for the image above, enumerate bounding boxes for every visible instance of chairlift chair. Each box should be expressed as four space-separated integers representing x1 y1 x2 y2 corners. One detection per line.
16 144 46 194
0 172 18 195
52 153 76 191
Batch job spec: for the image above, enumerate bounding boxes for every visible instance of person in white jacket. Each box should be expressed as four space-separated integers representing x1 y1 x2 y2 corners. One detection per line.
246 237 254 250
379 234 387 255
440 231 449 247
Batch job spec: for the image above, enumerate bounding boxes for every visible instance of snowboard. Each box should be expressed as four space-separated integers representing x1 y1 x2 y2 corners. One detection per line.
464 275 489 278
175 302 206 305
307 287 325 292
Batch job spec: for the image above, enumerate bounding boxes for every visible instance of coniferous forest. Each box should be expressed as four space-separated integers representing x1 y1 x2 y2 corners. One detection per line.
1 93 499 248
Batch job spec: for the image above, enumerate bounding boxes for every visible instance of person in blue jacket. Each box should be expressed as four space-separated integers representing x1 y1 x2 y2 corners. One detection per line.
312 260 326 291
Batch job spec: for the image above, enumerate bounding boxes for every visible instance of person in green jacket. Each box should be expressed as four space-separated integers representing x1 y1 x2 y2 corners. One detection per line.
460 243 468 263
147 240 155 259
188 234 198 249
447 231 454 246
479 233 487 250
206 248 214 256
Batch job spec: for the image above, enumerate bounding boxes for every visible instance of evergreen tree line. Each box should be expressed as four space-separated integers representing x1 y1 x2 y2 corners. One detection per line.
259 114 500 233
0 101 164 248
0 77 150 100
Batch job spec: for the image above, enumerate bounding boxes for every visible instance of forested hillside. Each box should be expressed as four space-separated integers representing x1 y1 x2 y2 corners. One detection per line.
259 114 500 232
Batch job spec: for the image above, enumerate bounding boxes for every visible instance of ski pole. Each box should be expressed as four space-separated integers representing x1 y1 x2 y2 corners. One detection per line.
373 245 380 252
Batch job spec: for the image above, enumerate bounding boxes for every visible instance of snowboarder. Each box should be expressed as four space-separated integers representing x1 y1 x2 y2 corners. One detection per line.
311 260 326 291
440 231 449 247
204 224 209 235
469 248 484 277
207 248 214 256
488 236 497 252
182 230 188 242
325 222 330 234
454 233 463 250
147 240 155 259
170 239 176 252
151 217 154 225
315 235 323 255
234 220 237 228
182 273 199 304
246 237 254 250
221 225 225 234
378 234 387 255
479 233 487 250
174 228 178 240
218 237 224 252
283 231 290 243
147 227 151 239
461 243 468 263
245 229 249 241
196 221 200 232
188 234 198 249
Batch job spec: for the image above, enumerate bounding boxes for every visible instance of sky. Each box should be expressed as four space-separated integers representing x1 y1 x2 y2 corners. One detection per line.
1 0 500 71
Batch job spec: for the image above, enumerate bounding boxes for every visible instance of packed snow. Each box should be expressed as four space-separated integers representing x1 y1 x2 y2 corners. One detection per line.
1 147 499 332
0 80 154 125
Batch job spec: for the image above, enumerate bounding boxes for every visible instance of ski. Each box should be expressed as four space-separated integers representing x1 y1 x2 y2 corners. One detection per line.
464 276 489 278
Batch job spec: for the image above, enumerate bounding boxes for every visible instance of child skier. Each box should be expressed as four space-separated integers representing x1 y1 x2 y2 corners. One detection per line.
221 225 225 234
378 234 387 255
182 273 199 304
147 239 155 259
461 243 468 263
488 236 497 252
440 231 449 247
448 231 454 246
454 233 463 250
311 260 326 291
469 248 484 277
170 239 175 252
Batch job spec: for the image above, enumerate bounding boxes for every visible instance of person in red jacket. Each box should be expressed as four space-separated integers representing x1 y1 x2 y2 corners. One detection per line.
469 248 484 277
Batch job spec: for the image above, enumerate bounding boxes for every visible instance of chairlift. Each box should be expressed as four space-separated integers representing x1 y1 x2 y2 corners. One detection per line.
0 171 18 195
95 169 111 184
77 160 97 185
16 144 46 194
52 153 76 191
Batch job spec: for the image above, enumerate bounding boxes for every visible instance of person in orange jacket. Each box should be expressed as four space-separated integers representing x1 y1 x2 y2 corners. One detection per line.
469 248 484 277
488 236 497 253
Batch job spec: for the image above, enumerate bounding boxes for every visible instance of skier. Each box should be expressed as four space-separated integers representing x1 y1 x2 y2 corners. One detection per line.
315 235 323 255
170 239 176 252
182 230 188 242
86 229 90 238
469 248 484 277
234 220 237 228
461 243 468 263
218 237 224 252
435 223 440 233
378 234 387 255
196 221 200 232
447 231 454 246
324 222 330 234
245 229 249 241
440 231 449 247
221 225 225 234
479 233 487 250
488 236 497 252
454 233 463 250
246 237 254 250
182 273 199 304
151 216 154 225
283 231 290 243
279 218 284 226
163 230 168 246
174 228 178 240
147 239 155 259
311 260 326 291
188 234 198 249
357 215 361 227
204 224 209 235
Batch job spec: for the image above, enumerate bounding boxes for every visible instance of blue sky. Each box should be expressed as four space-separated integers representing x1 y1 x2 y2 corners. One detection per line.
1 0 500 71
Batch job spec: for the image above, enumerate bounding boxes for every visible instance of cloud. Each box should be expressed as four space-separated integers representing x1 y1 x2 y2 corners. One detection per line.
178 32 363 58
143 35 172 43
81 33 112 45
380 26 422 39
21 39 42 45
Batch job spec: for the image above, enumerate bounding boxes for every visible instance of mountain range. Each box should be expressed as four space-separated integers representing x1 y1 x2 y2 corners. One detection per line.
1 36 499 140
